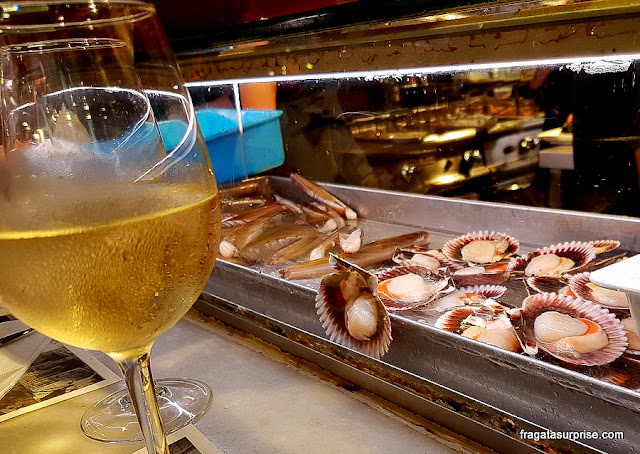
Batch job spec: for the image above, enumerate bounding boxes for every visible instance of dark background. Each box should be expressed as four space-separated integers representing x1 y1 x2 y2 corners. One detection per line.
149 0 357 38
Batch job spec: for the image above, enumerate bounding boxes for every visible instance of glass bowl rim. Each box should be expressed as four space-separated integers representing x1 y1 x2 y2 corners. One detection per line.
1 36 126 54
0 0 155 31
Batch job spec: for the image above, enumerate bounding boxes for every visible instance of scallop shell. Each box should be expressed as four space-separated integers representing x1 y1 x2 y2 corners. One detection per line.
392 246 464 270
624 347 640 357
526 276 570 294
436 254 467 271
315 254 392 359
442 231 519 264
508 293 627 366
506 241 596 276
451 265 510 287
460 284 508 299
620 316 640 357
435 302 520 352
376 265 453 311
435 302 508 332
391 247 442 270
590 240 620 254
569 272 630 310
593 367 636 388
428 285 507 313
435 306 482 332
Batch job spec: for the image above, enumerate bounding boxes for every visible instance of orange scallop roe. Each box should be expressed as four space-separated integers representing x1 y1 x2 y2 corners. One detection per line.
576 318 600 335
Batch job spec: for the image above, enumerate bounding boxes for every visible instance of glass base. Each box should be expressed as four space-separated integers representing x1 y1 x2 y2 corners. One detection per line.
81 378 212 443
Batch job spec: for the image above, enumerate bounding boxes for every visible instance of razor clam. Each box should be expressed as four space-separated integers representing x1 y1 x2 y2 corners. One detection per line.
221 196 272 213
267 226 354 265
274 194 305 216
290 173 357 220
339 228 363 254
240 223 318 264
219 176 272 199
222 203 284 229
280 230 429 280
300 203 332 224
219 205 290 258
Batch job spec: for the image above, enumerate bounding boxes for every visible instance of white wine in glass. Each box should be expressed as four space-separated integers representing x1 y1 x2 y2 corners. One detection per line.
0 33 220 454
1 182 219 356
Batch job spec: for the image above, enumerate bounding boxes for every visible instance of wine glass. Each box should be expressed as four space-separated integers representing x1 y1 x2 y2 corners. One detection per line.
82 60 217 446
0 30 218 454
0 0 219 444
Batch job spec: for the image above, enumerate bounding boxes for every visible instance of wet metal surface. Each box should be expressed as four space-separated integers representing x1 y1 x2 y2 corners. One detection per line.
201 177 640 453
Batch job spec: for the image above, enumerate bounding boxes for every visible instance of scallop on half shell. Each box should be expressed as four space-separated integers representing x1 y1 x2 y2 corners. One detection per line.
508 293 627 366
569 272 630 311
620 316 640 357
315 254 392 359
435 300 521 352
442 231 519 265
507 241 596 277
392 246 443 271
428 284 507 313
375 265 454 311
590 240 621 254
526 276 571 295
450 263 510 287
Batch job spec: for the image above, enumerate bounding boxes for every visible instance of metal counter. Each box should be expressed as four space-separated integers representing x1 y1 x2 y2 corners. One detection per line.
198 177 640 454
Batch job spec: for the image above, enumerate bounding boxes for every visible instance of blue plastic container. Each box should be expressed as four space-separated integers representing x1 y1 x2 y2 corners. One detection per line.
195 108 285 184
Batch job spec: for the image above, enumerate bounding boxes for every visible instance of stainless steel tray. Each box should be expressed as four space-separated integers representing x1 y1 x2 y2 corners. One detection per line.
198 176 640 453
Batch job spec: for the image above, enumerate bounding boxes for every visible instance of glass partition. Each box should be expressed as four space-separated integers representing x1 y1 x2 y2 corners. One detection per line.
187 55 640 217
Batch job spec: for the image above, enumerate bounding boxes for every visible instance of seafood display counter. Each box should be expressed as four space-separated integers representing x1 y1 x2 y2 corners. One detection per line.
197 176 640 454
168 0 640 452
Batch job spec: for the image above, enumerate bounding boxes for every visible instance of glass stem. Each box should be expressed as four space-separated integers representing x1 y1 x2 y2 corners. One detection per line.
116 351 169 454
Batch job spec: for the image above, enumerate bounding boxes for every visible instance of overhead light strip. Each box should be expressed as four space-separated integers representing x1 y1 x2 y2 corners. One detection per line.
186 53 640 87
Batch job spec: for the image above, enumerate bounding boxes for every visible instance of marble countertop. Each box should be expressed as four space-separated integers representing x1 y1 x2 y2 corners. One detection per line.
0 312 486 454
